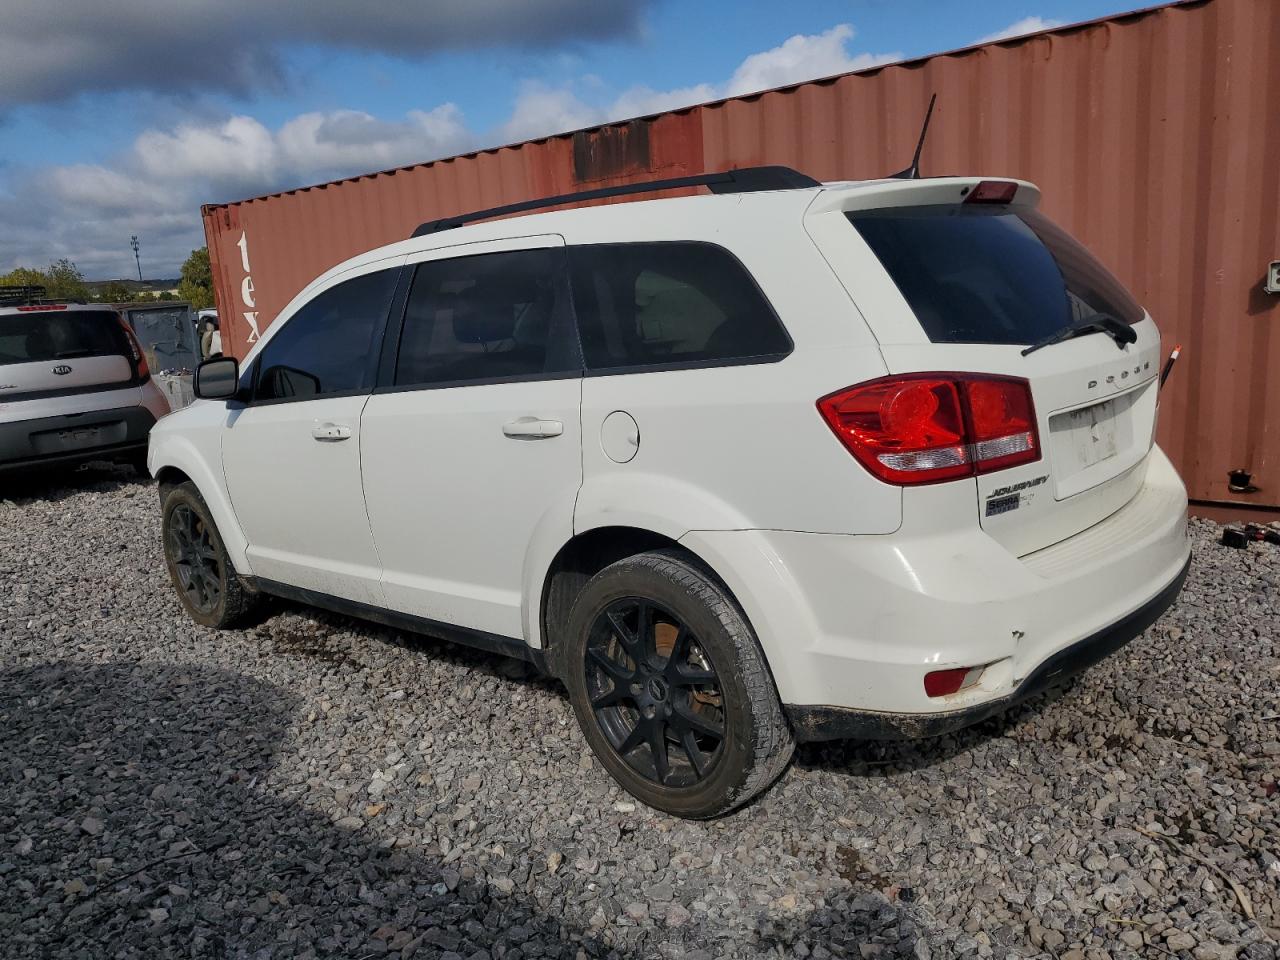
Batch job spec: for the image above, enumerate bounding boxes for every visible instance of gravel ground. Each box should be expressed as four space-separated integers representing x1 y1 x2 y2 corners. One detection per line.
1 464 1278 960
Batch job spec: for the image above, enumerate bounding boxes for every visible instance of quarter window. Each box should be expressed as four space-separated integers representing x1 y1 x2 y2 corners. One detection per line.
394 248 579 387
568 242 791 372
255 267 398 401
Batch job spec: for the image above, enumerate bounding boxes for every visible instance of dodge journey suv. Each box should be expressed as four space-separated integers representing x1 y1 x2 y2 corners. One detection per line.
149 166 1190 817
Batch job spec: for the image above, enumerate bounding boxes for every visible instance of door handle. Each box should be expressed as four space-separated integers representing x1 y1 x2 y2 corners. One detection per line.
502 417 563 439
312 422 352 442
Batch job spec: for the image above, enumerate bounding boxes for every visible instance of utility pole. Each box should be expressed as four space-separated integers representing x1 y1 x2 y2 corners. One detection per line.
130 236 142 282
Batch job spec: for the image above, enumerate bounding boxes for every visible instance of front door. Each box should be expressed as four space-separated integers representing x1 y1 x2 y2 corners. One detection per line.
360 238 582 641
222 262 402 605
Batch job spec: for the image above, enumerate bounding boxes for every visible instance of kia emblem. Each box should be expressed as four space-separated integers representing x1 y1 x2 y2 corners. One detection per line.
52 364 73 375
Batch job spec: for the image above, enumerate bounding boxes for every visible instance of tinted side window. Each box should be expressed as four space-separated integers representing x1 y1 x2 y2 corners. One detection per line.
255 268 397 401
394 248 579 387
568 243 790 371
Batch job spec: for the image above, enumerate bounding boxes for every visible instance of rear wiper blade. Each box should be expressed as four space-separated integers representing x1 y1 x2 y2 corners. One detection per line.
1021 313 1137 357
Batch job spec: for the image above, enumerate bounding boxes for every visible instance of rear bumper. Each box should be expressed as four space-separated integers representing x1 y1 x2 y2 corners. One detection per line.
0 405 157 472
683 445 1190 732
786 552 1190 741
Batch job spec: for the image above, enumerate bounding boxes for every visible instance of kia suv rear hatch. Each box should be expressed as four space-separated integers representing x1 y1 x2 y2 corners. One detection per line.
0 307 146 400
822 181 1160 556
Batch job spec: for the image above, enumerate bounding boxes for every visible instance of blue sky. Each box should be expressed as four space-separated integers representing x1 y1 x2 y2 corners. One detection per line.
0 0 1146 278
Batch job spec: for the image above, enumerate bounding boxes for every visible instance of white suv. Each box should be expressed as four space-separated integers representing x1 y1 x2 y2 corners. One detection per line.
1 290 170 475
149 167 1190 817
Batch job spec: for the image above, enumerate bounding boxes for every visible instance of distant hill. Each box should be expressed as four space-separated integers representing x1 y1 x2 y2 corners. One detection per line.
86 278 181 296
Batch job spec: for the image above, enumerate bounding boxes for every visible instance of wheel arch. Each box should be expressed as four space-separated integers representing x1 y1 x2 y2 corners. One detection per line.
151 436 251 575
536 524 750 681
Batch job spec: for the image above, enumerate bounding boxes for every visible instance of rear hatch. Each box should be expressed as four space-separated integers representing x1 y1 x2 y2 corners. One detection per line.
807 179 1161 556
0 307 140 402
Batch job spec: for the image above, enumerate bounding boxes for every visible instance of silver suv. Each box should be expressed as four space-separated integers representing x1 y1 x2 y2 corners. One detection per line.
0 287 170 475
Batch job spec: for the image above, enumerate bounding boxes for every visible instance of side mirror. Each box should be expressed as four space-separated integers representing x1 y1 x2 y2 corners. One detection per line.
194 356 240 401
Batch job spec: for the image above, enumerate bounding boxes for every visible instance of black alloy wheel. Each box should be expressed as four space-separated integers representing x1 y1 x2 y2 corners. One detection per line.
167 502 223 615
565 550 794 818
160 480 258 628
584 597 726 787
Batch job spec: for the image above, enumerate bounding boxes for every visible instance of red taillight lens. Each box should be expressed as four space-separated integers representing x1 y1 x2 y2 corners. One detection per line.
16 304 69 311
115 316 150 379
962 379 1037 474
818 374 1040 485
924 666 982 698
964 180 1018 204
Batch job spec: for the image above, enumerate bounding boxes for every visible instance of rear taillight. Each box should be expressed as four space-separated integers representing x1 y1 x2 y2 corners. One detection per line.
115 316 150 380
817 374 1040 485
16 304 69 311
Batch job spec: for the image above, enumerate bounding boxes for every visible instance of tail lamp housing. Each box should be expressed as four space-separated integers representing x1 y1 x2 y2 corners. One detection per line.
818 374 1040 485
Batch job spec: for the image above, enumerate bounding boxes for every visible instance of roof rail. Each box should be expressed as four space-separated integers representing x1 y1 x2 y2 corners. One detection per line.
410 164 821 238
0 285 49 306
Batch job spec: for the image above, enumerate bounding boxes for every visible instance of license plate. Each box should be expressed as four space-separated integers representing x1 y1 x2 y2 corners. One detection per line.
57 427 103 448
1066 401 1118 467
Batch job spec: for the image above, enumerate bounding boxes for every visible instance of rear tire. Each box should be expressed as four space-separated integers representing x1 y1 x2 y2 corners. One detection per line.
564 550 794 818
161 481 258 628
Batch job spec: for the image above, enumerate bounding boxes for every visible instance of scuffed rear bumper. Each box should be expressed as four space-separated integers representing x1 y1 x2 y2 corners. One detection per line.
786 552 1189 741
0 406 156 472
683 445 1190 733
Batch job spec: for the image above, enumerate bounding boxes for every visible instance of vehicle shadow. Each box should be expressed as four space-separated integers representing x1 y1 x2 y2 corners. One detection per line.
260 595 1066 783
0 460 150 505
0 660 933 959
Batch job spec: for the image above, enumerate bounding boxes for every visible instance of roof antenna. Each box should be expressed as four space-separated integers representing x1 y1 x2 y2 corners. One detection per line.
890 93 937 179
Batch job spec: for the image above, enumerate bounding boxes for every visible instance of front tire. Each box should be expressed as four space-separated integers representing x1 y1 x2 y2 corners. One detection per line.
161 482 258 628
564 550 794 818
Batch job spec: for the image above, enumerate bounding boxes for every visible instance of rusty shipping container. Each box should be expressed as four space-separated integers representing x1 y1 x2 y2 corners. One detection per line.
202 0 1280 516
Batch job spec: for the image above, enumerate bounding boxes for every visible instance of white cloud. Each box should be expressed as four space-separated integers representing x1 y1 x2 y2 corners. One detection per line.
501 23 900 140
0 22 901 278
724 24 899 97
133 107 470 188
498 85 599 144
978 16 1065 43
0 107 477 278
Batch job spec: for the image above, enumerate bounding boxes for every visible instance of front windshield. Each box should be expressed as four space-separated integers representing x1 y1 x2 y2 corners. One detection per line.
126 306 200 373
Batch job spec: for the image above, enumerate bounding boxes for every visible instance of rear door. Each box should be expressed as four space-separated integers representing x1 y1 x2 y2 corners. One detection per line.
809 181 1162 555
0 307 137 401
360 237 582 641
221 263 401 605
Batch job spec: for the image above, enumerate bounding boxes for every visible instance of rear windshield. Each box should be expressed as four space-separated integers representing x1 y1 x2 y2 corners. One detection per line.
848 206 1144 345
0 310 128 366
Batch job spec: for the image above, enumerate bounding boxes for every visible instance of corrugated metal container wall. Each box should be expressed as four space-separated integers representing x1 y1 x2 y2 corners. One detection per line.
203 0 1280 514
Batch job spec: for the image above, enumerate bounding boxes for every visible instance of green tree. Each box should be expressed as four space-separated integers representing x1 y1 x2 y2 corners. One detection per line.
178 247 214 309
96 281 137 303
0 266 49 288
44 258 90 301
1 260 89 300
